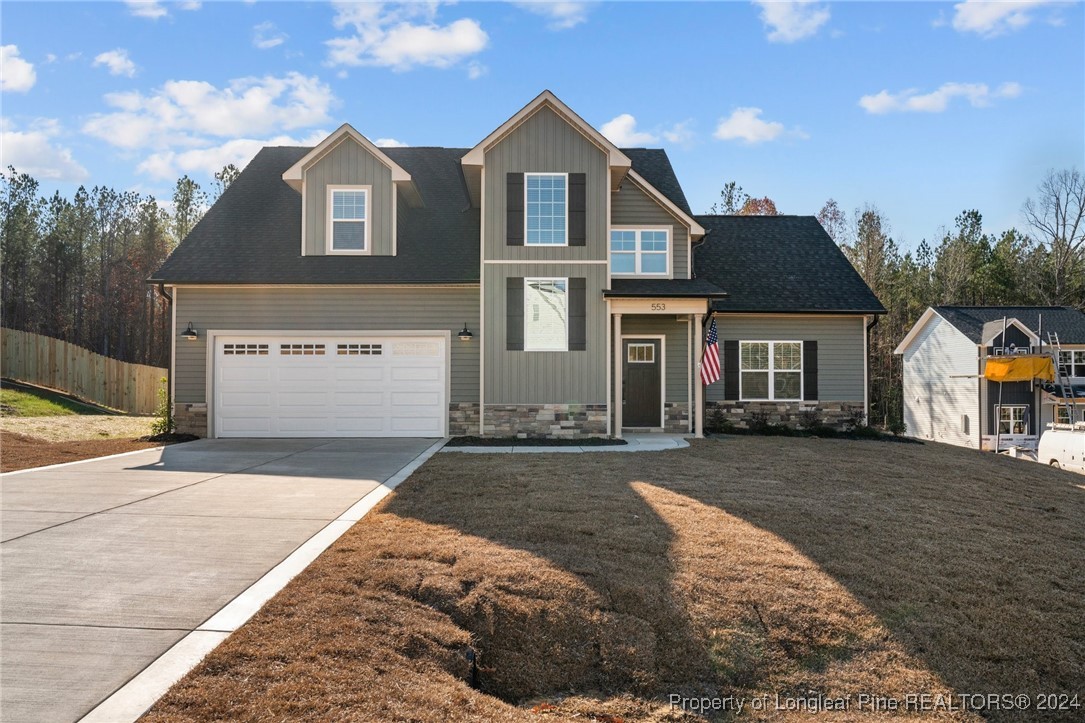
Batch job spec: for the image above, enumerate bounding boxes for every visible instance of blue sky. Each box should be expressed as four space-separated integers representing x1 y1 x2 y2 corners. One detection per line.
2 1 1082 249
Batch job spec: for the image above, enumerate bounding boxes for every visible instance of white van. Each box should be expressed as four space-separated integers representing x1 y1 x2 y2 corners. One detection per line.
1037 424 1085 475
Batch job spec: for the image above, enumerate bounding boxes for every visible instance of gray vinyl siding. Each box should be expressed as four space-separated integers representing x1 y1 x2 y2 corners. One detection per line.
484 106 608 261
621 316 689 402
484 263 607 404
304 139 394 256
174 286 479 404
611 182 690 279
707 315 866 402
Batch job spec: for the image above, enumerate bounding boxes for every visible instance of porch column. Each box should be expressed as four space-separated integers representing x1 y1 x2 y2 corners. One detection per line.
694 312 704 438
614 313 623 438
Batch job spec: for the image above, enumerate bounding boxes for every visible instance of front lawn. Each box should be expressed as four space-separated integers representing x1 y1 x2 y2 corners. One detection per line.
146 437 1084 722
0 380 110 416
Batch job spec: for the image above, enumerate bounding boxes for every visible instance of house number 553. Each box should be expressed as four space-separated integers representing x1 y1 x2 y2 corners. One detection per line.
651 303 666 311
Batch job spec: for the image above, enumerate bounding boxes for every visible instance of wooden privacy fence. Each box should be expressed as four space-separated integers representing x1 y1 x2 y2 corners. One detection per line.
1 328 166 414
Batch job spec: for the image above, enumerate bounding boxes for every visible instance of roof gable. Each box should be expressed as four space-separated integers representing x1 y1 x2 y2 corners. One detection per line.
933 306 1085 344
624 169 705 238
282 123 412 192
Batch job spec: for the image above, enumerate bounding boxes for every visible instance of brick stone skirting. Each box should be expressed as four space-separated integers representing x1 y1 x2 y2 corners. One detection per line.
173 402 207 437
448 403 480 436
483 404 608 438
705 400 865 431
664 402 689 433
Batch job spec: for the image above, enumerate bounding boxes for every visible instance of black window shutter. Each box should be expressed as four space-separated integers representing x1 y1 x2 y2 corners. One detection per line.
569 278 586 351
506 173 524 246
568 173 586 246
507 277 524 350
803 340 819 401
723 340 740 400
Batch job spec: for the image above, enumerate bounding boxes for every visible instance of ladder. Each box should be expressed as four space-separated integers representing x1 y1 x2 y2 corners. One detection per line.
1048 332 1080 425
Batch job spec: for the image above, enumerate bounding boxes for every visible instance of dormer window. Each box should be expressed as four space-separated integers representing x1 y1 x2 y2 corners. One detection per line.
525 173 567 245
328 185 370 254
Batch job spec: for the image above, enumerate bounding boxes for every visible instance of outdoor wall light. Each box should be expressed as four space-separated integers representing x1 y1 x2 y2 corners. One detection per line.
181 322 198 340
458 323 474 341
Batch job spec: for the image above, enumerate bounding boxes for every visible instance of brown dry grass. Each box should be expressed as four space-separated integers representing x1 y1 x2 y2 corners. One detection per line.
145 437 1084 722
0 431 162 472
0 414 154 442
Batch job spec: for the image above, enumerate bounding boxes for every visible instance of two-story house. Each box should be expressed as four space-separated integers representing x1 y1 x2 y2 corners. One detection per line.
150 91 884 439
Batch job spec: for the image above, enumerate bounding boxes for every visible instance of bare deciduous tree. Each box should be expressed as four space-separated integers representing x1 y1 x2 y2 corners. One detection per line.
1023 168 1085 305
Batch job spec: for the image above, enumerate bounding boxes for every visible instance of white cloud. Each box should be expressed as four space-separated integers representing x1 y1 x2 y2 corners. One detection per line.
467 60 487 79
179 1 202 9
859 81 1022 114
44 53 58 64
135 130 327 181
601 113 657 146
253 21 288 50
515 1 591 30
1 45 37 92
951 0 1056 37
753 0 830 43
0 119 88 181
126 1 168 20
662 120 695 146
374 137 407 147
326 2 488 70
713 107 791 144
83 72 337 150
93 49 137 78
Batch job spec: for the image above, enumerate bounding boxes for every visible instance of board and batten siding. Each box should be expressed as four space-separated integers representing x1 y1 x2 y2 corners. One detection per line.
304 139 394 256
484 263 607 404
900 313 979 447
484 106 608 262
621 316 689 403
174 287 479 404
611 182 689 279
707 315 867 402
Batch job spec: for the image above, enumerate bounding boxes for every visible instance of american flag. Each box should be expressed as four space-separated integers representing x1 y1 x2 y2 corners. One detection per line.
700 318 721 386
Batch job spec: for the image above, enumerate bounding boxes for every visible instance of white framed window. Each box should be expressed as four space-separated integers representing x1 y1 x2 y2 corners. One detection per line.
1058 349 1085 378
610 228 670 277
627 343 655 363
525 173 567 246
1055 405 1084 424
327 185 370 254
524 277 568 351
740 341 802 401
996 405 1028 435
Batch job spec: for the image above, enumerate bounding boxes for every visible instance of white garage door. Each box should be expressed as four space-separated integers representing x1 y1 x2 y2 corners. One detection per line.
213 334 447 438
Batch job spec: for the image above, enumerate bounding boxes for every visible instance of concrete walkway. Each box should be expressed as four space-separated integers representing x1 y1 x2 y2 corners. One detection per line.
0 437 441 723
440 433 691 453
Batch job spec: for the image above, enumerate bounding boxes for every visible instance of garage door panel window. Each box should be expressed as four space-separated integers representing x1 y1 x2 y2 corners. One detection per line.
337 343 382 356
281 343 326 356
740 341 802 401
223 343 268 356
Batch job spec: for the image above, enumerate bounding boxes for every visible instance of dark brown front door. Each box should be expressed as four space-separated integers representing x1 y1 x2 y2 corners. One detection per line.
623 339 662 427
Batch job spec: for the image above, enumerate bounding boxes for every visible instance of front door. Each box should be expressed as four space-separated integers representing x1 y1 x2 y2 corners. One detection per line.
623 339 662 427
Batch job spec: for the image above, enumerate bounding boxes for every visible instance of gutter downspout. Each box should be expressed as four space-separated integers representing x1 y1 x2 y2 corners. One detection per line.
157 282 173 430
865 314 879 425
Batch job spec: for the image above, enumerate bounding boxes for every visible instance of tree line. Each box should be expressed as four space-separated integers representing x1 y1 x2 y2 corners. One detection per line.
0 165 238 368
716 170 1085 428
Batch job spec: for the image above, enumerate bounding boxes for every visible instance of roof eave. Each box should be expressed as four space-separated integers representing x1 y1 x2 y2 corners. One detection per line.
281 123 412 191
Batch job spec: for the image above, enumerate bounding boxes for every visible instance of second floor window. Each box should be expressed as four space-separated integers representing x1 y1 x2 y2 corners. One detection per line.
328 186 369 253
526 174 567 245
610 229 670 276
1058 349 1085 378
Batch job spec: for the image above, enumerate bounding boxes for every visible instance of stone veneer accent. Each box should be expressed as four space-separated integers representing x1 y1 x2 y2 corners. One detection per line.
448 403 481 436
663 402 689 434
173 402 208 437
706 400 865 431
483 404 608 439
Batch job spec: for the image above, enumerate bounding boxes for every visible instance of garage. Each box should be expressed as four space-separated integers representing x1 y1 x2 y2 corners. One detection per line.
212 334 447 438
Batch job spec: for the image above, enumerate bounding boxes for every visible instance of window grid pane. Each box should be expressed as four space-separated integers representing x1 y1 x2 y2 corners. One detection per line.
774 342 802 370
774 372 801 400
332 220 366 250
526 175 567 245
332 190 367 220
741 342 769 370
524 278 568 350
742 371 769 399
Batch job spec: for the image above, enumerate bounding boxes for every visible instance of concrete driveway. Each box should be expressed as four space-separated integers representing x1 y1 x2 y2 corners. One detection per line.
0 437 439 723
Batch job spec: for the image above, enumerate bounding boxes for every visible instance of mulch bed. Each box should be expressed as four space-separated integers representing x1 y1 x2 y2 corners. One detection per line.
446 436 628 447
1 431 165 472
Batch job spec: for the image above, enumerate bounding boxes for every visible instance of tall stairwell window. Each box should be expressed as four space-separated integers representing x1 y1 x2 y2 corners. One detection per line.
525 174 567 245
328 186 370 254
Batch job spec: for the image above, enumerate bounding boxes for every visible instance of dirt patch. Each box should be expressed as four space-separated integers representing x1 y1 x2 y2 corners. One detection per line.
1 431 162 472
447 436 628 447
145 437 1084 722
0 415 154 442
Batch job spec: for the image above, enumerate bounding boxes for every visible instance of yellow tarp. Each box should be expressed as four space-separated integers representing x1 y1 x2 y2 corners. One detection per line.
984 356 1056 382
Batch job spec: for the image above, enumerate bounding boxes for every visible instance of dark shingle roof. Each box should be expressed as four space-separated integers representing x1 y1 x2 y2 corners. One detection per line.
622 148 693 216
605 278 727 298
934 306 1085 344
694 215 886 314
151 146 479 285
150 146 692 285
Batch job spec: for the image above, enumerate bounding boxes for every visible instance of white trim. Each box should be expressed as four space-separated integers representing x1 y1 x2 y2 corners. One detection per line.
483 259 607 265
694 313 704 438
462 90 632 170
738 340 804 402
605 299 612 436
624 169 705 238
391 185 398 256
479 165 486 436
205 329 452 439
169 285 177 414
687 314 694 433
609 225 672 279
894 307 941 355
300 176 307 256
980 317 1040 346
613 313 622 436
282 124 412 190
523 172 569 247
326 185 372 255
523 277 569 352
620 334 665 429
